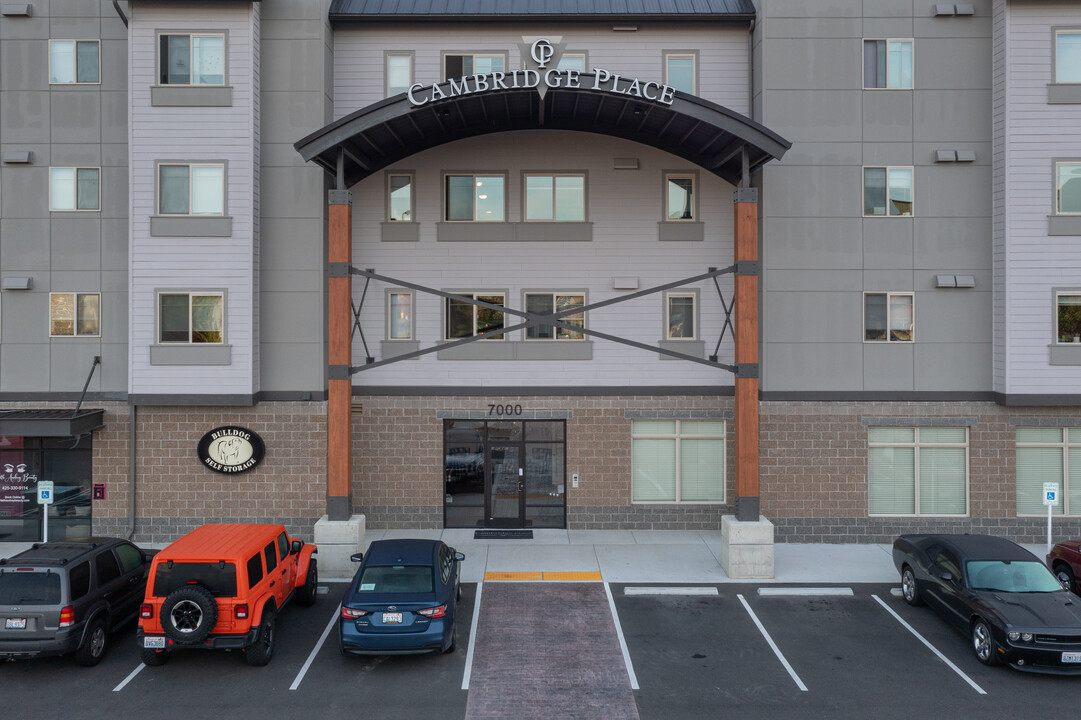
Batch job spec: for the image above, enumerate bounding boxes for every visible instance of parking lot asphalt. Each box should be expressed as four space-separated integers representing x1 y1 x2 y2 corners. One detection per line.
7 578 1081 720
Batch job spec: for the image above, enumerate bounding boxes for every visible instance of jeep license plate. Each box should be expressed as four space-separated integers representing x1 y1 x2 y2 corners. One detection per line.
5 618 26 630
382 612 403 624
144 637 166 649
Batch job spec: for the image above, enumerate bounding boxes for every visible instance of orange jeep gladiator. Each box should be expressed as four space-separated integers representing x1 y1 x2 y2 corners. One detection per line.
137 523 317 666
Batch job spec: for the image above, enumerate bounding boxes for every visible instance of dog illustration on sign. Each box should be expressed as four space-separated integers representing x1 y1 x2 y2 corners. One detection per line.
209 436 251 467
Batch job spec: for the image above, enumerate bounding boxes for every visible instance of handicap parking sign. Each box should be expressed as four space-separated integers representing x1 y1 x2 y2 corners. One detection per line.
37 481 54 505
1044 482 1060 506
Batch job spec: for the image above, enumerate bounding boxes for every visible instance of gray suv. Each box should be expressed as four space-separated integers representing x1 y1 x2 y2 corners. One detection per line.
0 538 152 665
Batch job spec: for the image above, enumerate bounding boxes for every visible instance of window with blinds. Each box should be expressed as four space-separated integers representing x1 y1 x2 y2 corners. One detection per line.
1016 428 1081 516
631 420 725 503
868 427 967 516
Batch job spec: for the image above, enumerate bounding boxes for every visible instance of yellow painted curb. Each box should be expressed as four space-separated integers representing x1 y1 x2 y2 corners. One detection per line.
485 571 543 581
483 571 603 582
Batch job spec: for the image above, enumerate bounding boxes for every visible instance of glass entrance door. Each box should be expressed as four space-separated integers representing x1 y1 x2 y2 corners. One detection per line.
487 445 522 527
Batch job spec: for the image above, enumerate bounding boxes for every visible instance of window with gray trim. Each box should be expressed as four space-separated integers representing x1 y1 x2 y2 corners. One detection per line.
159 163 224 215
445 174 504 222
868 427 968 516
665 172 696 221
632 420 725 503
1058 292 1081 343
864 167 913 216
49 168 99 211
865 292 913 342
49 292 100 337
387 172 414 221
1057 161 1081 214
445 292 505 340
524 292 584 340
49 40 99 84
443 53 505 79
159 33 224 85
386 52 413 96
557 53 586 72
158 292 223 344
387 290 413 340
1056 30 1081 83
664 52 695 94
1016 428 1081 516
665 291 696 340
863 39 913 89
524 174 585 221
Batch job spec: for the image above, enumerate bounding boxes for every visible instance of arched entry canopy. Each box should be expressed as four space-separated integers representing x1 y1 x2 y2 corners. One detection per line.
295 75 789 186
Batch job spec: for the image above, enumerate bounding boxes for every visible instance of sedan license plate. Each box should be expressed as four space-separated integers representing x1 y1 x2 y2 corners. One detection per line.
5 618 26 630
382 612 403 624
144 637 166 649
1063 652 1081 663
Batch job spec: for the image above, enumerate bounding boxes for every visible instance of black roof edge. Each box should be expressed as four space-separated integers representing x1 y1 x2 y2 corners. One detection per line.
328 13 755 25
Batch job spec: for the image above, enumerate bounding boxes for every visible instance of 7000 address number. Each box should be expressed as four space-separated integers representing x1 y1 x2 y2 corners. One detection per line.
488 403 523 416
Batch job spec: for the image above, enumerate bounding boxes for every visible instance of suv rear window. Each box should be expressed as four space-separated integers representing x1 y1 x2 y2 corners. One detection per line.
356 565 434 594
152 562 238 598
0 571 62 605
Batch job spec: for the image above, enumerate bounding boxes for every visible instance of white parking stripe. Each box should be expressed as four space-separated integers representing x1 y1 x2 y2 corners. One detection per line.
461 581 483 690
737 593 808 692
289 603 342 691
624 586 719 596
604 581 640 690
112 662 145 692
871 594 987 695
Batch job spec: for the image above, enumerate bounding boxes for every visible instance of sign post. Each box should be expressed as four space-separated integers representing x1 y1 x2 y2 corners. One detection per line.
1044 482 1060 556
37 480 54 543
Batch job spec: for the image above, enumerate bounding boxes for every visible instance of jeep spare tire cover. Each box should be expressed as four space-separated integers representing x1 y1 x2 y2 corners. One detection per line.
161 585 218 643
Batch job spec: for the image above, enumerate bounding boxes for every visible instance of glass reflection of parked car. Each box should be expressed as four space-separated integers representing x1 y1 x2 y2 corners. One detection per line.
339 539 464 656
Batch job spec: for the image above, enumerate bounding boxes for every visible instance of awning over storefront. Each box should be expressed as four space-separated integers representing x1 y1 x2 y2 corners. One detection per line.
295 80 789 187
0 409 105 438
328 0 757 23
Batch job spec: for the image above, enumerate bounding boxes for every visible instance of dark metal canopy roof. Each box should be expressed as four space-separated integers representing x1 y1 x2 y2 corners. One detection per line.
295 78 789 187
329 0 756 23
0 409 105 438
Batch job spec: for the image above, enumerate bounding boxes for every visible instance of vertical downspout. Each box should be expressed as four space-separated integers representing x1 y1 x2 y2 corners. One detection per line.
127 404 137 539
748 15 756 122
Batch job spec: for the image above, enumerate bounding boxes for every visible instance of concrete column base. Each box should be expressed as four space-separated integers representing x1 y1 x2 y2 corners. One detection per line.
314 514 366 580
720 514 774 579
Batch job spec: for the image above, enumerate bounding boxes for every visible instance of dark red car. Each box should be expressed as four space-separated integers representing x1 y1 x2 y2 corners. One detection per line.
1047 541 1081 594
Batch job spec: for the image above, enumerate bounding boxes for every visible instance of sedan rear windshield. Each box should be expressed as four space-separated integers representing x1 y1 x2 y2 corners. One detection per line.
356 565 433 594
967 560 1064 593
152 562 238 598
0 571 62 605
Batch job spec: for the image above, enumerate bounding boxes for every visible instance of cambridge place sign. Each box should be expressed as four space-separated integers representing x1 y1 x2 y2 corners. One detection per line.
407 38 680 108
197 426 266 474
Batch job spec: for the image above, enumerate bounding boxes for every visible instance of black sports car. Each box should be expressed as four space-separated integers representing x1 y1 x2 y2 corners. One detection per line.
893 533 1081 674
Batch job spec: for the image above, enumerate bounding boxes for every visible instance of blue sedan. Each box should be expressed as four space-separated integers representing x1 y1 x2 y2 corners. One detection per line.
339 539 464 656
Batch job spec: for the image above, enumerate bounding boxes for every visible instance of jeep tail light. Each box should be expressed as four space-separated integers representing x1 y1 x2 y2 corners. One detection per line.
416 605 446 619
341 607 369 619
140 604 153 619
59 606 75 628
235 604 249 620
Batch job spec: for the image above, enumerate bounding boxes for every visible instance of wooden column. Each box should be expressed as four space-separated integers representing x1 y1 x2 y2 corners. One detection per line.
734 187 760 522
327 189 353 521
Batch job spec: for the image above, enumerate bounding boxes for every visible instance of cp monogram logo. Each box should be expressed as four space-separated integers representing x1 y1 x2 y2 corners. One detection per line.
531 38 555 68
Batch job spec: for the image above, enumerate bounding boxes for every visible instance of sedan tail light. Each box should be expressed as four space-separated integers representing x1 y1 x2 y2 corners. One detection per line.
416 605 446 619
235 604 249 620
59 606 75 628
139 604 153 619
341 607 370 619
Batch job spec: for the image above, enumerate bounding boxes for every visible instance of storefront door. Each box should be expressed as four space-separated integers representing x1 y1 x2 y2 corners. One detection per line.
0 436 93 542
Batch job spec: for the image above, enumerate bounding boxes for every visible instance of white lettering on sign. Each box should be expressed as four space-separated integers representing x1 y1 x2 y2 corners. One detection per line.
407 40 678 109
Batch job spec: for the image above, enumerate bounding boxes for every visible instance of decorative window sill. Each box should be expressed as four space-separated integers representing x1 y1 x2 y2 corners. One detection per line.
150 344 232 366
435 340 592 361
151 85 233 107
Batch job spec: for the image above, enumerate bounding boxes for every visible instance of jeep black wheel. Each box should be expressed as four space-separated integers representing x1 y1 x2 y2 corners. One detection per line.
141 647 170 667
244 610 276 666
296 559 318 607
74 618 108 667
160 584 218 643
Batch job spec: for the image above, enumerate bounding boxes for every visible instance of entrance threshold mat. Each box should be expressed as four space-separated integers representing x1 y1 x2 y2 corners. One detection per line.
474 530 533 539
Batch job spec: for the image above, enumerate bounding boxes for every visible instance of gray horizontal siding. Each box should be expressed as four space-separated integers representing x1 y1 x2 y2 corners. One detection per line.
329 0 755 19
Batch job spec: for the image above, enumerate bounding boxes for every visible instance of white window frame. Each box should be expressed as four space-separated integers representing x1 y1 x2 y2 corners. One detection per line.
664 172 697 222
1056 161 1081 215
49 292 101 338
386 52 414 97
523 173 586 222
49 167 100 212
523 291 586 341
1055 29 1081 84
868 427 969 517
157 291 225 344
663 51 697 95
864 291 914 343
157 163 225 216
631 420 726 504
443 173 506 222
863 38 913 89
1015 428 1081 516
665 291 698 341
443 291 506 341
158 32 226 86
387 289 414 341
442 52 507 80
863 166 914 217
48 39 100 85
386 171 415 222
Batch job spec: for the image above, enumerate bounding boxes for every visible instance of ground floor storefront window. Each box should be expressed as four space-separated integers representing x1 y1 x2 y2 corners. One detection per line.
867 427 967 516
1016 428 1081 515
0 436 92 542
631 420 725 503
